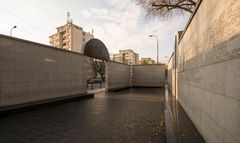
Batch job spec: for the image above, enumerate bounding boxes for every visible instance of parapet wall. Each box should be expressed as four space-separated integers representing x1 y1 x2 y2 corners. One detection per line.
105 61 131 91
132 64 166 87
172 0 240 143
0 35 88 107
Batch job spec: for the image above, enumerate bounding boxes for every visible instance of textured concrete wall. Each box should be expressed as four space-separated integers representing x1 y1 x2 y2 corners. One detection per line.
105 61 130 91
132 64 166 87
168 32 182 98
176 0 240 143
0 35 88 107
167 55 174 94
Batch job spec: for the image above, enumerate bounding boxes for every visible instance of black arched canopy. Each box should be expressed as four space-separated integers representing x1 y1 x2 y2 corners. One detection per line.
83 38 110 61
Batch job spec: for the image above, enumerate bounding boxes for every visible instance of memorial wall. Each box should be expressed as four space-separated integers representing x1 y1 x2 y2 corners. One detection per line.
0 35 89 107
132 64 166 87
172 0 240 142
167 54 174 94
105 61 131 91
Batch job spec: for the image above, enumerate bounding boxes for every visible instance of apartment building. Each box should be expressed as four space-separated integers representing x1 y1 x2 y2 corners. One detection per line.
140 58 155 64
49 21 93 53
112 49 139 65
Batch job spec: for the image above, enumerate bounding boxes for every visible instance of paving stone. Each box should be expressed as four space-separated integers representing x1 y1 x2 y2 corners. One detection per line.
0 88 166 143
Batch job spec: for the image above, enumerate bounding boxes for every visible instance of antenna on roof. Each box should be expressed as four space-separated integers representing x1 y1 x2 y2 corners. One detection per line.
92 29 94 35
67 12 72 23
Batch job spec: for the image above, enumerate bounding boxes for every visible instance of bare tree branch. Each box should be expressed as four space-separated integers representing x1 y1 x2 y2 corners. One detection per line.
92 60 105 81
135 0 198 20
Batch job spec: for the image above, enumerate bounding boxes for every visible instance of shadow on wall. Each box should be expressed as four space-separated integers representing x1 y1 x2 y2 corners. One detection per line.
167 0 240 142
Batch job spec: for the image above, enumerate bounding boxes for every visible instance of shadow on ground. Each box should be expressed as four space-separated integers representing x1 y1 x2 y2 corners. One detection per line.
0 88 205 143
0 88 166 143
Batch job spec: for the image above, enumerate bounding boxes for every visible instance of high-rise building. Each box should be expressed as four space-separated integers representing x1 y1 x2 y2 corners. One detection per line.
112 49 139 65
49 20 93 53
140 58 155 64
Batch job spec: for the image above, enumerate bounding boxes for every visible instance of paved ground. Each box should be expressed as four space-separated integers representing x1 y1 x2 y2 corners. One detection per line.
0 88 166 143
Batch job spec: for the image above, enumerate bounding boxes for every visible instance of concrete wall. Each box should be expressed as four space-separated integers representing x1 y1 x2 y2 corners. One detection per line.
105 61 131 91
132 64 166 87
168 31 182 99
0 35 88 107
171 0 240 143
167 55 174 93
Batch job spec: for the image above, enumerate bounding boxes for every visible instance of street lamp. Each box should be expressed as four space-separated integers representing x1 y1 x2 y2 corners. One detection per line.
149 34 159 64
164 56 169 64
10 25 17 36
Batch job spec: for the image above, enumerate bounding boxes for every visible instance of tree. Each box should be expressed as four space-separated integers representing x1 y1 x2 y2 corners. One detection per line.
92 60 105 81
135 0 198 19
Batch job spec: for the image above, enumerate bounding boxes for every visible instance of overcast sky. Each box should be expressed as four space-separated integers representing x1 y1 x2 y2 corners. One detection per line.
0 0 190 63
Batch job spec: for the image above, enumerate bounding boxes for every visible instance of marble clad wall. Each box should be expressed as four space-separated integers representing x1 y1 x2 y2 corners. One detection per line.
0 35 88 107
175 0 240 142
105 61 131 91
132 64 166 87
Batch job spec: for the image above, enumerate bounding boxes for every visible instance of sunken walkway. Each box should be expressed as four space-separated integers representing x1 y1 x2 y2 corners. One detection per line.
0 88 204 143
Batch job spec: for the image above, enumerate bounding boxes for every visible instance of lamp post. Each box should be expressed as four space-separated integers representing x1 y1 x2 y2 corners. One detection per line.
149 35 159 64
10 26 17 36
164 56 168 62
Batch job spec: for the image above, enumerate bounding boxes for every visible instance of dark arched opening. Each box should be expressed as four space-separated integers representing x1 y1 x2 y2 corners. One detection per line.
83 38 110 61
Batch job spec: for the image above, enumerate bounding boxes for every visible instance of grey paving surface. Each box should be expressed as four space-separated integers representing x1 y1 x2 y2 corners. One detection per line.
0 88 166 143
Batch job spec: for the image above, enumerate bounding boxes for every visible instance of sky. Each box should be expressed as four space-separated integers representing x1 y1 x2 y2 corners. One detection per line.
0 0 190 63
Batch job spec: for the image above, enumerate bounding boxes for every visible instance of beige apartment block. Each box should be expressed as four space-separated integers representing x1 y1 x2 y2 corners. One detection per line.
112 49 139 65
140 57 155 65
49 21 94 53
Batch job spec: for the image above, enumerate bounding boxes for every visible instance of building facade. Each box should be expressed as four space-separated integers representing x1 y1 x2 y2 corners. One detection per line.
112 49 139 65
140 58 155 64
49 21 94 53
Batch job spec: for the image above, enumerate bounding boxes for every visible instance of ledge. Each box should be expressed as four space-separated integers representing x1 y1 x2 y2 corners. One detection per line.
107 86 131 92
0 93 94 117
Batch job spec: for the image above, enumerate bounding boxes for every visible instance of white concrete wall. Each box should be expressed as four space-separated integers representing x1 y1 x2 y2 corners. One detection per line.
176 0 240 143
167 55 175 94
105 61 131 91
132 64 166 87
0 35 88 107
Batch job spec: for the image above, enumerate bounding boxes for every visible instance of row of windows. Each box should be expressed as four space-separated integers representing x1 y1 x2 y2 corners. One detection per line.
50 40 59 44
58 26 71 32
62 41 71 46
63 46 71 50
